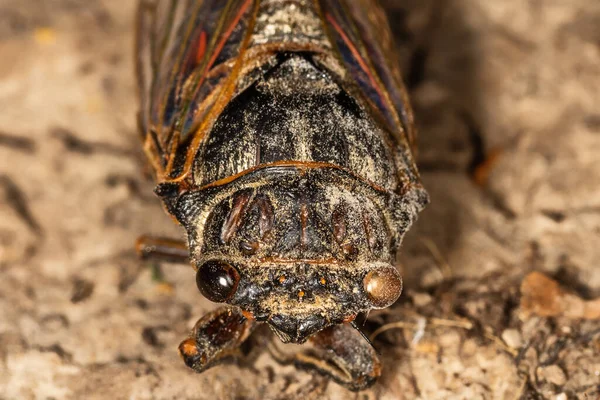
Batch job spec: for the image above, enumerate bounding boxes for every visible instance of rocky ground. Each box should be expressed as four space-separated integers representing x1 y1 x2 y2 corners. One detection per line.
0 0 599 399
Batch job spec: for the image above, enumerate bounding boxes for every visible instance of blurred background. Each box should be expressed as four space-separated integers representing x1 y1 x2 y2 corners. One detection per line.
0 0 599 399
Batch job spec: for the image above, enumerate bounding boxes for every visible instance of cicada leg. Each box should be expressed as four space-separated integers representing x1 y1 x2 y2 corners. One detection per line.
268 323 382 391
179 307 256 372
135 235 189 264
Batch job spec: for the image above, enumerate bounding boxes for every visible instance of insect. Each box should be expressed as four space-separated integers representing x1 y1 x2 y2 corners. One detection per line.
135 0 428 391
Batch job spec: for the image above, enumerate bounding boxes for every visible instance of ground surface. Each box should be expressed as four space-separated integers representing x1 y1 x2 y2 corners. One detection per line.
0 1 599 399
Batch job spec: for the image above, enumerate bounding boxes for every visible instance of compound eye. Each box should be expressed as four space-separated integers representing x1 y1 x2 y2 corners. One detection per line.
196 260 240 303
363 267 403 308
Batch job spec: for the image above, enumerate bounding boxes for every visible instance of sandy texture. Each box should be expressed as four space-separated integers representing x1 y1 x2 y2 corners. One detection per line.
1 0 599 399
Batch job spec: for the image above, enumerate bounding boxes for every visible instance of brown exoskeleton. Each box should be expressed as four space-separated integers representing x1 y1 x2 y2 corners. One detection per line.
136 0 428 391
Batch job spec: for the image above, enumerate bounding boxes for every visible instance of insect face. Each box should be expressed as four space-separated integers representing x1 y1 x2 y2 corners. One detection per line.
184 173 403 343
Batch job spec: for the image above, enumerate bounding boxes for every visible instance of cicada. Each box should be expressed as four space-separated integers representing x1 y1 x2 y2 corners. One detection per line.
136 0 428 391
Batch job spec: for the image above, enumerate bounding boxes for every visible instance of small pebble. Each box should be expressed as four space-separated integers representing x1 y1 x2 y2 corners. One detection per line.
538 365 567 386
34 27 57 45
561 326 572 334
555 393 567 400
412 292 432 307
501 329 523 349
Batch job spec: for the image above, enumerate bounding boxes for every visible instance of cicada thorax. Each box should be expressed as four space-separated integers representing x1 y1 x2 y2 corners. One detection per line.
194 55 400 189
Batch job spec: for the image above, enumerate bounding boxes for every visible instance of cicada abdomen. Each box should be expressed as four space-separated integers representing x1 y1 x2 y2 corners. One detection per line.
136 0 428 391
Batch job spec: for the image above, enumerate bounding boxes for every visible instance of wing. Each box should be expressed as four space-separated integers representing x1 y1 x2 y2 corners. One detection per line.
136 0 258 180
317 0 420 184
137 0 419 188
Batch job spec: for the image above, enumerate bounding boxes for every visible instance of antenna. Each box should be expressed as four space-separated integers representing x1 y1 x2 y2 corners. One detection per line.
350 320 379 354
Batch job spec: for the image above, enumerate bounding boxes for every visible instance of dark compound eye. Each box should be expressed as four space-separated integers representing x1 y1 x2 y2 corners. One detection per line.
196 260 240 303
363 267 403 308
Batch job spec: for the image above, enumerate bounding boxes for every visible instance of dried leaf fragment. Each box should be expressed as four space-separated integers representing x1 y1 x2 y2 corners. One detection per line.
520 271 600 319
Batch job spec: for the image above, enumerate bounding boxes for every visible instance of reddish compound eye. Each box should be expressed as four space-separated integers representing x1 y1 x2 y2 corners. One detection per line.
363 267 403 308
196 260 240 303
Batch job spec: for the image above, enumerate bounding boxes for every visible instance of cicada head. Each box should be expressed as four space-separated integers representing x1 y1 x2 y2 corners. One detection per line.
173 170 406 344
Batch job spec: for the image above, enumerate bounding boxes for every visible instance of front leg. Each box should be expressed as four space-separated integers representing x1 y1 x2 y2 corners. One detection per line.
269 323 382 391
135 235 189 264
179 307 256 372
